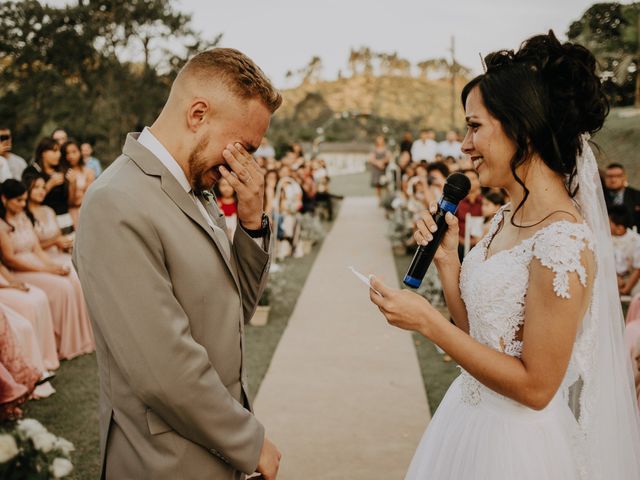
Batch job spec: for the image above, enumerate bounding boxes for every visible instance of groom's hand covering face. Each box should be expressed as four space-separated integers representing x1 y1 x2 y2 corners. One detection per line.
219 142 265 230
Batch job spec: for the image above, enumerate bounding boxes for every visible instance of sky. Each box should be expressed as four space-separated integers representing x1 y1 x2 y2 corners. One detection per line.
175 0 610 87
48 0 622 88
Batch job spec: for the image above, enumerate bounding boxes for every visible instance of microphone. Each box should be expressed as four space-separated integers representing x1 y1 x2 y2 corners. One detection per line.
403 172 471 288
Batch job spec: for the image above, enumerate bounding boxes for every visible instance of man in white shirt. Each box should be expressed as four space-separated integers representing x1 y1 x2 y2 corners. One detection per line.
438 130 462 159
610 205 640 296
0 127 28 180
411 128 438 163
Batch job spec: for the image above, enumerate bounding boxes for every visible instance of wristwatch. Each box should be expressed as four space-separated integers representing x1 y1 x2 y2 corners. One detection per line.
242 213 270 238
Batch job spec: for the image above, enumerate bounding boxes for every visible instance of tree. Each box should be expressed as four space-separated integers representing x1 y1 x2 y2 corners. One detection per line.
0 0 221 161
568 2 640 106
299 55 323 84
416 58 450 80
348 48 360 77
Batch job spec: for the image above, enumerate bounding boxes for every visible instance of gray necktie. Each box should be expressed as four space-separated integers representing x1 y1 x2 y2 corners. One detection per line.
194 191 231 260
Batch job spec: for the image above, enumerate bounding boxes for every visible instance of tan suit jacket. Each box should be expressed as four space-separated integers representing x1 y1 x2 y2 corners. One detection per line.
73 133 270 479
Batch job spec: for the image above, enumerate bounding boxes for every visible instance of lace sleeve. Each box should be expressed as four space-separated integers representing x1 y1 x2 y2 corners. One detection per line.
531 222 594 299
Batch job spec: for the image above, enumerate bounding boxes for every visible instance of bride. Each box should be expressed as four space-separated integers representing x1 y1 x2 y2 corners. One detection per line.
370 31 640 479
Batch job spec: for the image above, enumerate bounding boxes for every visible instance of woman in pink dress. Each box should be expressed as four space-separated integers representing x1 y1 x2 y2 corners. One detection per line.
0 179 94 360
61 140 94 229
3 304 55 398
0 261 59 371
0 308 40 419
26 174 74 266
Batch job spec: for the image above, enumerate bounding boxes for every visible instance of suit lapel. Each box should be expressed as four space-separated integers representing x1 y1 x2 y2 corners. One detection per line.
198 195 244 290
160 174 241 293
123 133 241 293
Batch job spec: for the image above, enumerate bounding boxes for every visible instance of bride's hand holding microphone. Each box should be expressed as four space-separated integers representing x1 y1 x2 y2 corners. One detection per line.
369 206 460 338
370 171 470 336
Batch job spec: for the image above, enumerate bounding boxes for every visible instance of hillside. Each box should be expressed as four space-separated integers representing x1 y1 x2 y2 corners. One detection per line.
276 76 639 186
594 108 640 184
278 75 469 131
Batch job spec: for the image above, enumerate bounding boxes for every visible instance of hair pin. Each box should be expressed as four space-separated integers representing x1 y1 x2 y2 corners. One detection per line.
479 53 487 73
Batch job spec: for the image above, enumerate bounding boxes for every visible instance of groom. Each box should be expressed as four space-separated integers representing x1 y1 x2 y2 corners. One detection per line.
73 48 282 479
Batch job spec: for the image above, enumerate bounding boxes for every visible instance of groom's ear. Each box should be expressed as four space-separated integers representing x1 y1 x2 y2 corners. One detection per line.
187 98 210 132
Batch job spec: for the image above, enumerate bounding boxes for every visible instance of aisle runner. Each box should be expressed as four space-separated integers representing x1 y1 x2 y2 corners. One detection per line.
254 197 430 480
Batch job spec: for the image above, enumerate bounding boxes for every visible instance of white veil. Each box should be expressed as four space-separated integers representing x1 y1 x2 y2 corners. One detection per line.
571 135 640 478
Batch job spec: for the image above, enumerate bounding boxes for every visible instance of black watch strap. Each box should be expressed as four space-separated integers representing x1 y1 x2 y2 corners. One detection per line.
243 214 270 238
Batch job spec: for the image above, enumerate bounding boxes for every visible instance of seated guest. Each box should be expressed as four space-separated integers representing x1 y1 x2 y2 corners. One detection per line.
26 174 74 260
624 320 640 409
0 126 28 180
481 190 506 236
444 155 460 173
399 131 413 155
61 140 95 229
22 138 74 235
0 261 59 371
51 128 68 146
312 160 334 221
299 166 317 215
214 178 238 239
401 163 417 193
604 163 640 231
0 179 94 359
264 169 279 220
609 205 640 296
456 169 484 257
426 161 450 199
0 309 40 420
627 293 640 324
80 142 103 178
2 304 55 398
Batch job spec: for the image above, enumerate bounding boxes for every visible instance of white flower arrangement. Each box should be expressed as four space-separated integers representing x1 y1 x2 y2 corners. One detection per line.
0 418 75 479
0 434 19 463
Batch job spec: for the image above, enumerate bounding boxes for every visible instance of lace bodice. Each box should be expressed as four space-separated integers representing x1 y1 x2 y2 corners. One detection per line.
458 205 594 405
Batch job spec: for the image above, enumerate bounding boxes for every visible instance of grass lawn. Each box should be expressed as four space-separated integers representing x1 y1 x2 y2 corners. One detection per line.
23 353 100 479
15 213 338 479
392 253 460 414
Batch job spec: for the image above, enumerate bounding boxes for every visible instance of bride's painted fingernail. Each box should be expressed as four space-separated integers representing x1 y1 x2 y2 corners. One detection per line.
429 224 437 232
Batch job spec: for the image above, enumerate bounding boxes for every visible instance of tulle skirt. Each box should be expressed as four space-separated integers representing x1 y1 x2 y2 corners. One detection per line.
405 375 582 480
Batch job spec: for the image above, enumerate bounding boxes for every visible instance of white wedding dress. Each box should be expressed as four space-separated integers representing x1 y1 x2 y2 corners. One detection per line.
406 138 640 479
406 206 594 479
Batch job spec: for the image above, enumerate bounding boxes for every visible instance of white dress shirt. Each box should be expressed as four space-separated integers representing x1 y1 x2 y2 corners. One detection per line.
0 156 13 183
411 139 438 162
438 140 462 159
5 153 27 179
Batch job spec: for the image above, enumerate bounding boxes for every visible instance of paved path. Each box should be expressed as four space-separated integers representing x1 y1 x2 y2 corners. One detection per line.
254 197 430 480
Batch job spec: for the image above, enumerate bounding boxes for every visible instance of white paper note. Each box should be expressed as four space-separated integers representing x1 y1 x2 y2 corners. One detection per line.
349 266 382 296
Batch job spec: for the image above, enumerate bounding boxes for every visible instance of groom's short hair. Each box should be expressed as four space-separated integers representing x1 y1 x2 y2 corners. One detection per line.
180 48 282 113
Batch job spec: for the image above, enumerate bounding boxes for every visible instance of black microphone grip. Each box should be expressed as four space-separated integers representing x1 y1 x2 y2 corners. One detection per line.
403 206 450 288
402 172 470 288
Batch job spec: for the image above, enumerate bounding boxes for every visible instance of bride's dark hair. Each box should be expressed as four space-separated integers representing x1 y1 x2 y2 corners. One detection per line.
461 30 609 226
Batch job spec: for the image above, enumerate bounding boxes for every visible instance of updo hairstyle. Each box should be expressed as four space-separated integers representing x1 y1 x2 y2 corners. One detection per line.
461 30 609 225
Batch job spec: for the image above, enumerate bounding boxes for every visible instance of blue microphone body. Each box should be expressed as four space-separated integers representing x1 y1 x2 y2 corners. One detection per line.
403 173 471 288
